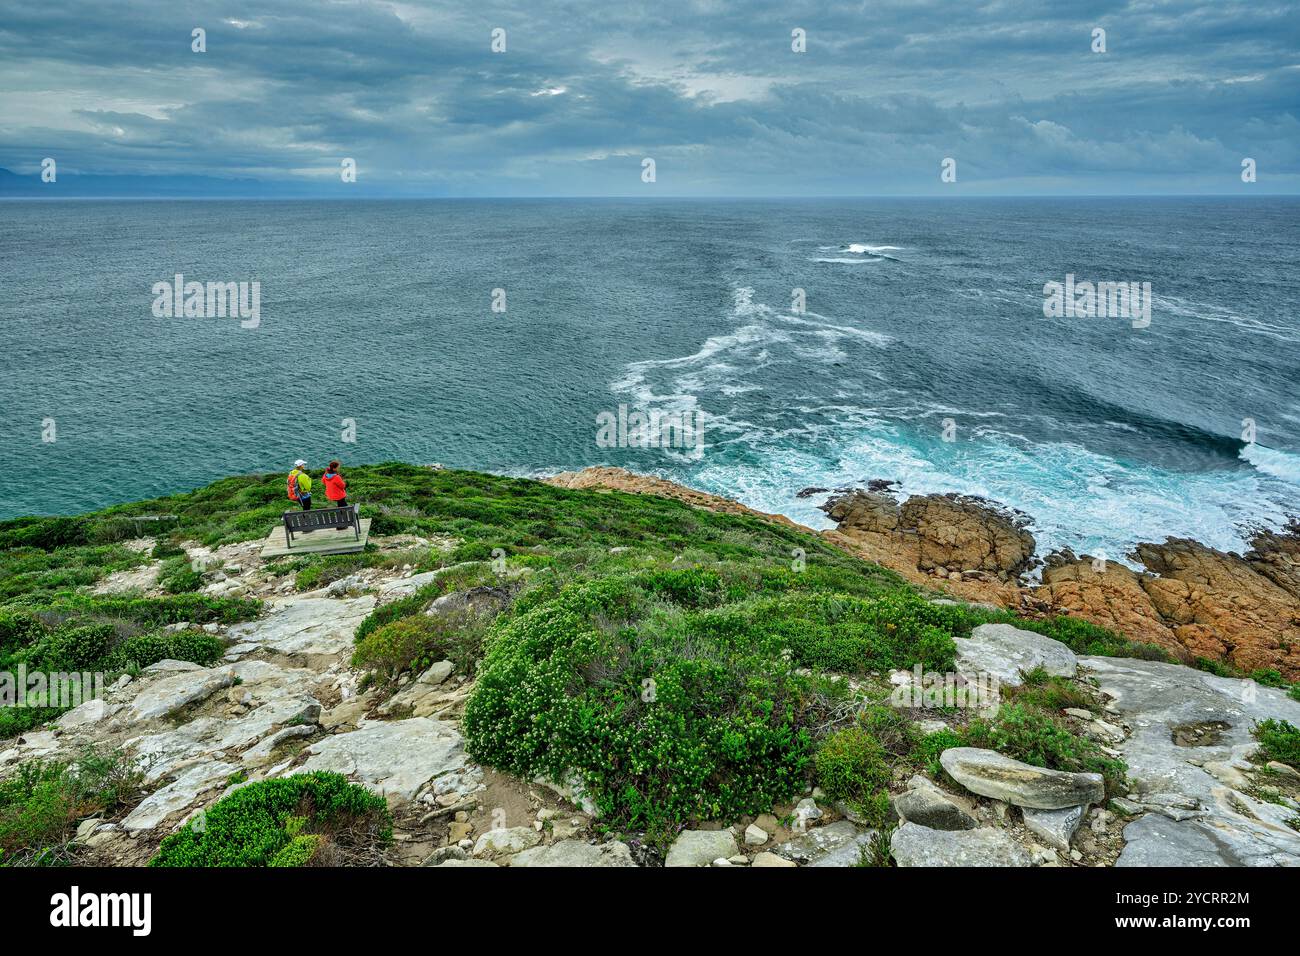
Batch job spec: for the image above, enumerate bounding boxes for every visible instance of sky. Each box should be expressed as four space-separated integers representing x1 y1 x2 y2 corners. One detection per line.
1 0 1297 196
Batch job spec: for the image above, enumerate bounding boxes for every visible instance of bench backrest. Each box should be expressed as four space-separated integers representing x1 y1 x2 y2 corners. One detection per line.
283 507 356 531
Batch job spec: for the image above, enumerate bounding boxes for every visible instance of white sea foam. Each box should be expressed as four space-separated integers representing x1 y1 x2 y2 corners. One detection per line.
1240 443 1300 484
810 257 887 264
1156 294 1300 342
846 244 903 254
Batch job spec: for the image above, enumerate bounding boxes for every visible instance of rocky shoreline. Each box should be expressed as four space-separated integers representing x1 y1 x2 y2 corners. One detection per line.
552 468 1300 681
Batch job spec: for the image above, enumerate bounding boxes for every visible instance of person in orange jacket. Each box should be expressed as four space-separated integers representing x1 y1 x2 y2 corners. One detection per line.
322 460 349 528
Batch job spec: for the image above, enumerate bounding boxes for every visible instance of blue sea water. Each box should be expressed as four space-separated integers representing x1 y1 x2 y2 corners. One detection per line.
1 197 1297 562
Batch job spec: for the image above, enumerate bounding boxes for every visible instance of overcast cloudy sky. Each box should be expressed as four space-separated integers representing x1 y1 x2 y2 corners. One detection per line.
1 0 1297 195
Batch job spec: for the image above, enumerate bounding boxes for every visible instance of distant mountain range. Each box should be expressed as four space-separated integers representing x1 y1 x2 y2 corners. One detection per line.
0 167 435 198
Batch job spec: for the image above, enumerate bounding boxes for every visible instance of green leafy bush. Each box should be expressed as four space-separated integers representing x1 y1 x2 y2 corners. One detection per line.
351 611 485 680
0 609 48 656
158 556 203 594
150 772 392 867
1253 719 1300 770
38 593 260 626
0 748 145 865
1015 615 1170 661
105 630 224 671
815 726 891 822
464 577 813 837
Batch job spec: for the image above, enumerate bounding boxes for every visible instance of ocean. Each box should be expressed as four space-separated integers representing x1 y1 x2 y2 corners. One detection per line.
2 197 1298 563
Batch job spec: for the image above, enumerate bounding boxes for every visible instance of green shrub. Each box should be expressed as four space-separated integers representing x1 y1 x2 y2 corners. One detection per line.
150 772 392 867
105 630 224 671
150 539 186 559
1017 615 1170 661
815 726 891 823
914 728 965 777
722 590 958 675
1253 719 1300 770
39 622 115 670
1247 669 1288 689
39 593 260 626
447 540 499 564
158 556 203 594
0 748 145 865
1010 667 1096 713
352 563 497 644
0 609 48 656
464 578 813 837
351 611 485 680
1193 656 1240 678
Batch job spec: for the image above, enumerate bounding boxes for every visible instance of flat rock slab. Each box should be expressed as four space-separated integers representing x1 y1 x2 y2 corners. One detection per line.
665 830 739 867
770 820 876 867
510 840 637 867
473 826 543 859
892 822 1031 867
290 716 466 801
227 595 376 657
128 667 236 721
955 623 1077 687
258 519 371 558
122 760 237 832
941 747 1104 809
1084 655 1300 867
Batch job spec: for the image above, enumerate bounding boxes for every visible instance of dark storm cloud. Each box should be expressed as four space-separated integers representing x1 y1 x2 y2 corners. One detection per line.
0 0 1295 194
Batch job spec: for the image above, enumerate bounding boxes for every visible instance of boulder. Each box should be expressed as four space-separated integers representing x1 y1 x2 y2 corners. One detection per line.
940 747 1104 809
750 851 798 868
1086 655 1300 866
893 788 977 830
955 623 1077 686
57 697 112 729
417 661 454 685
821 489 1035 579
891 822 1031 867
1021 805 1085 852
665 830 739 867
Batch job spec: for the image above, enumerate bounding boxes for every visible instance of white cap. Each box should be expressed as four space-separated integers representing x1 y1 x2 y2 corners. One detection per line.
294 459 307 468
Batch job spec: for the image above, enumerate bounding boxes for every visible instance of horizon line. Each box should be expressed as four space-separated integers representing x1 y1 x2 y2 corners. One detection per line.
2 192 1296 201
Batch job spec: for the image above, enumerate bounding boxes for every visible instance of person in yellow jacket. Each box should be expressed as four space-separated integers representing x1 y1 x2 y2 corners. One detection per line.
287 459 315 532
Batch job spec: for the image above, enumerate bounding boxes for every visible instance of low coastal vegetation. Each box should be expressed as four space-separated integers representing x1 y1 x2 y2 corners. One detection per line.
3 463 1297 863
0 747 144 866
150 772 392 867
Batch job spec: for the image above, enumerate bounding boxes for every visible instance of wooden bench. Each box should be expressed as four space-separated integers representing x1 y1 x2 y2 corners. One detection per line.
281 505 360 549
